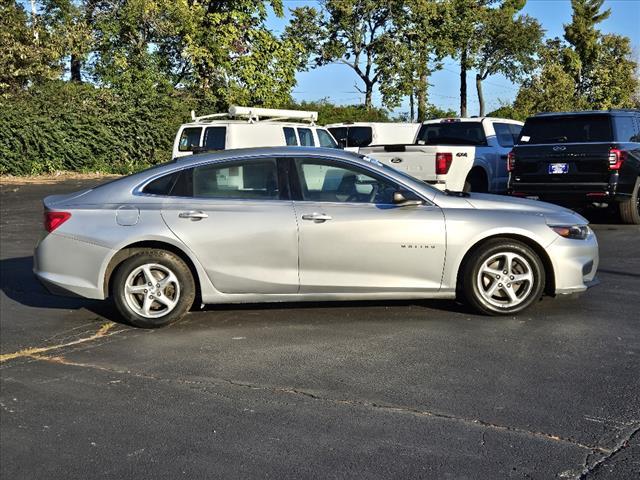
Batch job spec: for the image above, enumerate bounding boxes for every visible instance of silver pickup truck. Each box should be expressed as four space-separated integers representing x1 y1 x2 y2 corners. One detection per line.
360 117 523 193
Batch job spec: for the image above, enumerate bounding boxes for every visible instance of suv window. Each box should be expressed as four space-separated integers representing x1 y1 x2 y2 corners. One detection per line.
283 127 298 146
509 123 523 142
614 116 639 142
295 159 397 204
519 115 613 144
297 128 315 146
416 122 486 146
328 127 347 146
347 127 373 147
317 129 338 148
203 127 226 150
494 123 515 147
178 127 202 152
171 159 279 200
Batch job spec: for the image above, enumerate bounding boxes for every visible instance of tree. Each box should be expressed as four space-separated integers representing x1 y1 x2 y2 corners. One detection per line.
286 0 395 109
378 0 452 120
563 0 610 94
447 0 497 117
0 1 63 94
472 1 543 116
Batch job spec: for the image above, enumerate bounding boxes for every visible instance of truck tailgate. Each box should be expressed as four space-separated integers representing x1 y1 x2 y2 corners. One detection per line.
359 145 438 181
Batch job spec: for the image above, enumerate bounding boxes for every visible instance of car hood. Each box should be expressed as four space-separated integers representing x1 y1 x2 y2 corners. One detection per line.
434 192 588 225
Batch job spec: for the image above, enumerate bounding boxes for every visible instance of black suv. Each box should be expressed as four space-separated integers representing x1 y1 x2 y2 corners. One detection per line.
508 109 640 224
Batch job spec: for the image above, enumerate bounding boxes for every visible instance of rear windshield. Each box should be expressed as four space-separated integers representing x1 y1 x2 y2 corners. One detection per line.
416 122 486 146
519 115 613 144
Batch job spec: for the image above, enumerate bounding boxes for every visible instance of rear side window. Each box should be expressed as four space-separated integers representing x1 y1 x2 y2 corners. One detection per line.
347 127 373 147
142 171 180 195
178 127 202 152
416 122 486 146
614 116 639 142
494 123 515 147
298 128 315 146
283 127 298 146
203 127 226 150
191 159 280 200
317 129 338 148
518 115 613 144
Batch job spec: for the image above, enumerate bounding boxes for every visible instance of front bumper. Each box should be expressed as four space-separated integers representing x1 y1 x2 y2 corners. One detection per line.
546 229 599 296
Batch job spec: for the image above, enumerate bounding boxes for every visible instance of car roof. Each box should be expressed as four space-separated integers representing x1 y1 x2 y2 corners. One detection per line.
172 146 356 166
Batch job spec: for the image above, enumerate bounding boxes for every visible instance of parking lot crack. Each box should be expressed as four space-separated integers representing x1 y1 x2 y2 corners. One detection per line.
575 425 640 479
20 354 620 457
0 322 121 364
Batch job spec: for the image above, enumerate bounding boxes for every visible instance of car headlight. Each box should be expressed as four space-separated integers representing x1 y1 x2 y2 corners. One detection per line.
549 225 590 240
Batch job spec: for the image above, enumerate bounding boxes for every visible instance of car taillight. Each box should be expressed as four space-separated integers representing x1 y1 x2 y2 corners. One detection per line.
44 211 71 233
608 148 625 170
507 151 516 172
435 152 453 175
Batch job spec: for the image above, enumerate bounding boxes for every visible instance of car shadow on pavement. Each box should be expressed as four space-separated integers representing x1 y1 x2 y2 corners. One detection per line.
0 256 117 319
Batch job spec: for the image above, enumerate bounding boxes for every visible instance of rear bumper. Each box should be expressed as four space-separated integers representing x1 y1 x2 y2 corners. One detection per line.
33 233 110 300
509 182 631 205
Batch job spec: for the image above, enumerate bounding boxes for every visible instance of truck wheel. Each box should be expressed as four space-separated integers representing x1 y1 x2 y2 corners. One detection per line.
464 170 488 193
112 249 195 328
461 238 545 316
618 177 640 225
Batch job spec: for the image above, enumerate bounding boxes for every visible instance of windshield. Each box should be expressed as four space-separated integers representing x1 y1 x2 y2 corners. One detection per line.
416 122 486 146
519 115 613 144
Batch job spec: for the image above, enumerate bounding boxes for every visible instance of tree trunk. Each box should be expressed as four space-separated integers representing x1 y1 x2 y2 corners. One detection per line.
409 92 414 122
460 49 468 118
476 74 485 117
70 54 82 82
417 68 428 122
364 83 373 109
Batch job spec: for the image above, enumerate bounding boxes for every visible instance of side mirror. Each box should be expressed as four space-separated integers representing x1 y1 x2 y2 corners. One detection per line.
393 190 424 207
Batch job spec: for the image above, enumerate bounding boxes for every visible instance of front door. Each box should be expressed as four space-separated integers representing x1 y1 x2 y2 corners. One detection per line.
161 157 299 294
291 158 446 293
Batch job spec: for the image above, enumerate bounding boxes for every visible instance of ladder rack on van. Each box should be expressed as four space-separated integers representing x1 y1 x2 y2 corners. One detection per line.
191 106 318 125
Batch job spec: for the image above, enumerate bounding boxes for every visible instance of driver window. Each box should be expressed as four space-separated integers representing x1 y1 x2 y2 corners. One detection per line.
295 159 397 204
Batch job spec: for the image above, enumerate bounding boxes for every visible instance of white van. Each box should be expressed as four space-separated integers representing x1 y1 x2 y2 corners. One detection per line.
173 106 339 158
325 122 420 151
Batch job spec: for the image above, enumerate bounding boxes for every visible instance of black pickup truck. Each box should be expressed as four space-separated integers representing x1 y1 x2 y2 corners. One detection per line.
508 109 640 224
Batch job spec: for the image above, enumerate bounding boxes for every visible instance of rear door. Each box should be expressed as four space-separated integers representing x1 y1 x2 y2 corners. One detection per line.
160 157 299 294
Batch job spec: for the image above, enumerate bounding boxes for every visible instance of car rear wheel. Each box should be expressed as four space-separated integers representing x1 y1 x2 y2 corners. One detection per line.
112 250 195 328
461 239 545 315
618 177 640 225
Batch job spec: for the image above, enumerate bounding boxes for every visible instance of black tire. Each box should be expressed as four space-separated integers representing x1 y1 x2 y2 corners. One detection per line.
463 170 488 193
112 249 195 328
618 177 640 225
461 238 545 316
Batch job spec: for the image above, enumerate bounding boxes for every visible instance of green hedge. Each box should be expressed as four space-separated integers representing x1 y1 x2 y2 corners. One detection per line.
0 81 197 176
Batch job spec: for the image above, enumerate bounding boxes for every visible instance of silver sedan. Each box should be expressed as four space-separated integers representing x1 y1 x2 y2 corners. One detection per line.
34 147 599 328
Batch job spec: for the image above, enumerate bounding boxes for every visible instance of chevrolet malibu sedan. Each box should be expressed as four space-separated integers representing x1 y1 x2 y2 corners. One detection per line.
34 147 598 328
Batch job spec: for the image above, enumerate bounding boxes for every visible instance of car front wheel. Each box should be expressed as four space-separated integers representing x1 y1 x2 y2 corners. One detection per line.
461 239 545 315
112 249 195 328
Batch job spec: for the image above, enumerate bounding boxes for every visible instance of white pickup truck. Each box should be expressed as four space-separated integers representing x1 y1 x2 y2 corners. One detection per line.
359 117 523 193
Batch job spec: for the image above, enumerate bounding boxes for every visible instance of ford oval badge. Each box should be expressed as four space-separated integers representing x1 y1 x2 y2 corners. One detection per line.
390 157 403 164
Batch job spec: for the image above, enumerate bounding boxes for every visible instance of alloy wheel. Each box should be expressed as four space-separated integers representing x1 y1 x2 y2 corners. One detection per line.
476 252 534 309
123 263 181 318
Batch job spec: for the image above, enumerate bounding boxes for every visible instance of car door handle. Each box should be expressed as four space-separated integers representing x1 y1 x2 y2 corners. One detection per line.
178 210 208 220
301 213 332 222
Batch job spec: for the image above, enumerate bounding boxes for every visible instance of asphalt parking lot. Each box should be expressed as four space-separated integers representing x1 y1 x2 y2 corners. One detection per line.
1 179 638 479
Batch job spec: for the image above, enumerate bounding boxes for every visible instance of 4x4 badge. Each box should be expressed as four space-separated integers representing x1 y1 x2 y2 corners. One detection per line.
553 145 567 151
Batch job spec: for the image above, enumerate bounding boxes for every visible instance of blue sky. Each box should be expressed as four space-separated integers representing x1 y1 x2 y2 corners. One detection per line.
268 0 640 116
